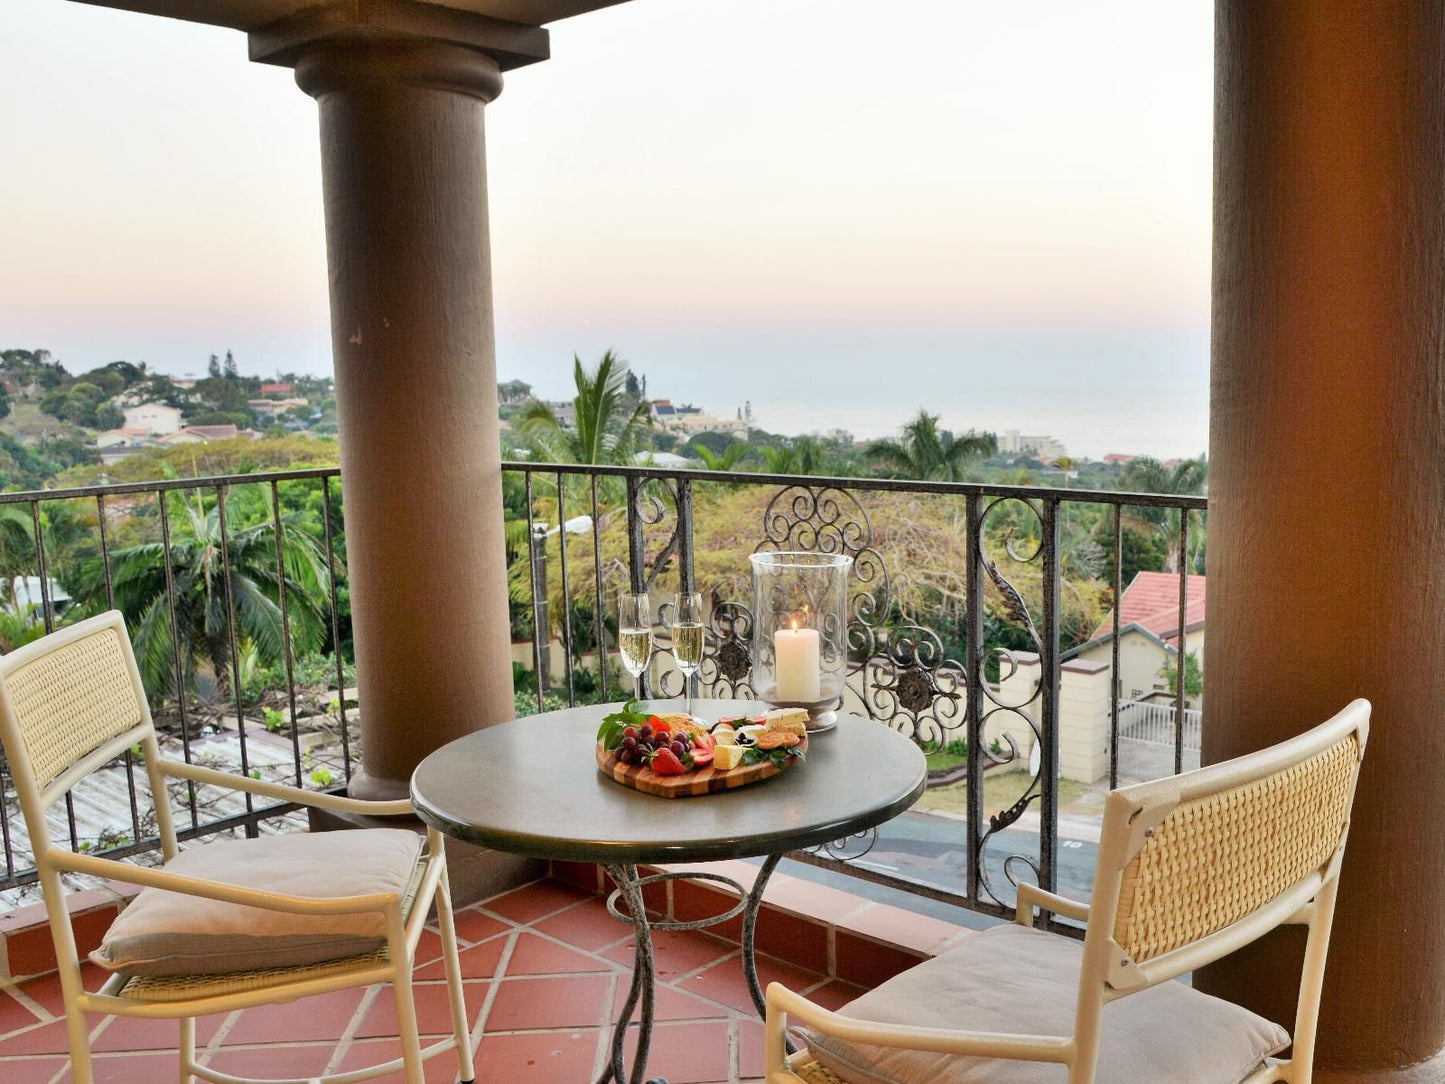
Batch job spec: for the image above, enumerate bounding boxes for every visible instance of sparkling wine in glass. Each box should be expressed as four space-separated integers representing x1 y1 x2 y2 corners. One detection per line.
617 592 652 701
671 592 705 719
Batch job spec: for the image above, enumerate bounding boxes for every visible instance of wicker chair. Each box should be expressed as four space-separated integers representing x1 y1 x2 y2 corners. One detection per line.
0 611 476 1084
766 699 1370 1084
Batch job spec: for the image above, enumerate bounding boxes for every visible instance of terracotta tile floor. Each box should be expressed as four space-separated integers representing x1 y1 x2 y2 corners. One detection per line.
0 878 868 1083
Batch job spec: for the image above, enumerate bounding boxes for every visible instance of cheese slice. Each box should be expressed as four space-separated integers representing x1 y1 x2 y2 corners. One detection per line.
765 708 810 736
712 727 738 746
713 744 745 770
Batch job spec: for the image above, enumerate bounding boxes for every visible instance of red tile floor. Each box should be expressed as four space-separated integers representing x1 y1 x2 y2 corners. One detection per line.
0 877 868 1083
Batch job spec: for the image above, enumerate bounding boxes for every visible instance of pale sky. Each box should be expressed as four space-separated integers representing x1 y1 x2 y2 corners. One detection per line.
0 1 1213 458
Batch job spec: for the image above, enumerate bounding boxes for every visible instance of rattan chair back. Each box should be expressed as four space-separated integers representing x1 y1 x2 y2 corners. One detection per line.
1111 733 1360 963
1085 699 1368 993
0 611 154 811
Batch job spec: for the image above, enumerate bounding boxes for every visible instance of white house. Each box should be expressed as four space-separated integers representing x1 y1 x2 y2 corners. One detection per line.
94 427 159 463
1064 571 1206 708
122 402 183 435
156 424 261 445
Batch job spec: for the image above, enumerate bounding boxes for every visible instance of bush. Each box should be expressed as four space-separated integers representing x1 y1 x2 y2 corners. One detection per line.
243 651 355 705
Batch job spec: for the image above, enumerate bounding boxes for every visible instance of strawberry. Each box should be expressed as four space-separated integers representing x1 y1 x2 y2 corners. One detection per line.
651 748 686 775
688 748 713 768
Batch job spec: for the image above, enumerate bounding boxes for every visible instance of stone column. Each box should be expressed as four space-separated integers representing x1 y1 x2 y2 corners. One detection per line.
295 39 515 800
1203 3 1445 1079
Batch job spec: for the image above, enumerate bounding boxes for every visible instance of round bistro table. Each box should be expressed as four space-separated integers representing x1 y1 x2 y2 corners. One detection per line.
411 699 927 1084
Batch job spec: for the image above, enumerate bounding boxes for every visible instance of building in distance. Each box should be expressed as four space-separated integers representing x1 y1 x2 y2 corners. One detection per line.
998 429 1068 461
122 402 183 436
650 399 749 439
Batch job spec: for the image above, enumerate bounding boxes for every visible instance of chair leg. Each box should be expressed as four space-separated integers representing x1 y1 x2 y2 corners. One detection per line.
64 1000 94 1084
436 868 477 1084
179 1016 196 1084
393 968 426 1084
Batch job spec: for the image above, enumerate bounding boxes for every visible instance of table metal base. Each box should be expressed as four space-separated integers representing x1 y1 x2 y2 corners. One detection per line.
596 855 789 1084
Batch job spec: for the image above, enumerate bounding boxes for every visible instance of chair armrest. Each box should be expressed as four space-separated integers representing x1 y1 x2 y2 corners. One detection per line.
1014 883 1091 927
47 849 408 918
766 983 1072 1063
158 759 412 818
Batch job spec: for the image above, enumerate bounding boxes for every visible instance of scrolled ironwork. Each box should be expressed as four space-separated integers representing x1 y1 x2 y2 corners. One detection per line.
806 827 879 863
698 600 756 699
971 495 1054 911
860 623 965 751
632 476 681 595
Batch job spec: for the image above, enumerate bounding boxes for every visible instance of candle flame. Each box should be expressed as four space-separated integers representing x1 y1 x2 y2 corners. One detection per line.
790 617 799 631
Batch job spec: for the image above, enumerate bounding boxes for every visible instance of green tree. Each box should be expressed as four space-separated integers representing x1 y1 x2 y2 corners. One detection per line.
762 436 825 475
683 430 736 458
189 411 239 427
1094 519 1170 585
693 441 751 471
128 374 190 410
186 376 255 426
0 348 70 391
865 411 996 481
38 381 122 428
80 491 331 701
1157 650 1204 700
1117 456 1208 573
517 351 652 465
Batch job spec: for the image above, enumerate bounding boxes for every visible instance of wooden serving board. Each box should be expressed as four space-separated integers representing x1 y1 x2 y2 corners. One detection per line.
596 736 807 798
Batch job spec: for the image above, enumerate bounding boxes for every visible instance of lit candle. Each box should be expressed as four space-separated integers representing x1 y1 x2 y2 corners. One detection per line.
774 618 821 702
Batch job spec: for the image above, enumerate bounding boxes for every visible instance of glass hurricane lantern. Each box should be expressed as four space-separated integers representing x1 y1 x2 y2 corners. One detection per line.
749 551 853 732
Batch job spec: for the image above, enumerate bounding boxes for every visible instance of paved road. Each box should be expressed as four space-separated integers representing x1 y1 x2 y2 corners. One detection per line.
769 809 1099 928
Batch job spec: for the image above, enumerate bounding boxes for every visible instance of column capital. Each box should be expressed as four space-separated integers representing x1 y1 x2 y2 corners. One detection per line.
294 37 504 103
251 0 547 77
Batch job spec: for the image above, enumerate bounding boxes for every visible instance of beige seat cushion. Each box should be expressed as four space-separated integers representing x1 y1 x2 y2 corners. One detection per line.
799 924 1288 1084
92 829 424 977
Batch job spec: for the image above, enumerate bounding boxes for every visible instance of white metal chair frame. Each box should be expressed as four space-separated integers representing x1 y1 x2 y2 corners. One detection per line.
0 611 477 1084
765 699 1371 1084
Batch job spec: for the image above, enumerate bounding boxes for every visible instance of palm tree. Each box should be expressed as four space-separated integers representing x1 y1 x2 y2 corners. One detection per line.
866 411 996 482
1054 456 1077 487
517 351 652 466
693 441 751 471
0 501 94 635
1117 456 1208 573
80 491 331 701
762 437 825 475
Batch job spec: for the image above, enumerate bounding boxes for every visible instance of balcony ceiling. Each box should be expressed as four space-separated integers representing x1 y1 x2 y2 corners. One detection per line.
68 0 629 30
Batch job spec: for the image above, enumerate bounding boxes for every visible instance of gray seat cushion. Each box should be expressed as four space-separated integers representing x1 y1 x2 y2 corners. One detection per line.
92 828 424 977
799 923 1289 1084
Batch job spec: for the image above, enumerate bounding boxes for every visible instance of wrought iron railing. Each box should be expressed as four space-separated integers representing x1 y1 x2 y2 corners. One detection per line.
0 468 350 895
0 460 1207 933
506 461 1207 929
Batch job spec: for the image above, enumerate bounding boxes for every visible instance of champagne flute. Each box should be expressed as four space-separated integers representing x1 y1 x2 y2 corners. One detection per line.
670 592 705 719
617 592 652 702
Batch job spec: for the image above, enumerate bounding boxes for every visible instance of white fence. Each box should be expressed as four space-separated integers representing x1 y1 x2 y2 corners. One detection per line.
1116 698 1202 781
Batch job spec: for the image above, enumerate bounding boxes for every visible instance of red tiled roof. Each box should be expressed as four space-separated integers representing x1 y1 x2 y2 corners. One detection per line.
260 382 293 394
1103 453 1134 464
1096 571 1205 647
